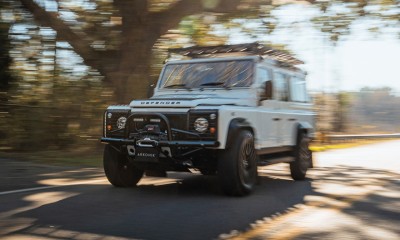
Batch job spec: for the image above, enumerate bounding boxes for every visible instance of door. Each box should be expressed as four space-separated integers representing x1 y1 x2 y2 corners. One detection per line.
257 67 280 148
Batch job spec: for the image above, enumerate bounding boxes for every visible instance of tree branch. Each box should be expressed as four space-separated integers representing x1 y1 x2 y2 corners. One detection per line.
150 0 247 37
19 0 108 77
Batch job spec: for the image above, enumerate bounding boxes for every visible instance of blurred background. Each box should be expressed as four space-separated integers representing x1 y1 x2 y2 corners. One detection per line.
0 0 399 164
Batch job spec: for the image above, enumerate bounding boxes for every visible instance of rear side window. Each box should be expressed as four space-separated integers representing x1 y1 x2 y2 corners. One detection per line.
290 76 309 102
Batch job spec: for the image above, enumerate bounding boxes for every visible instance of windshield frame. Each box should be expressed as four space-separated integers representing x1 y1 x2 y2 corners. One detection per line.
157 57 257 90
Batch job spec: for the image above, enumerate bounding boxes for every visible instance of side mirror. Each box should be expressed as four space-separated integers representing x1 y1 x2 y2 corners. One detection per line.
265 80 272 100
147 84 155 98
260 81 273 101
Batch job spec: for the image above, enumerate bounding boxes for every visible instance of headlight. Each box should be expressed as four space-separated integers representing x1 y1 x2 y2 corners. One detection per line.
116 116 127 129
194 117 208 133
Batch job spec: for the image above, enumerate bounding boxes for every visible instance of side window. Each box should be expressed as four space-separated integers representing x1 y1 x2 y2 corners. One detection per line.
290 76 309 102
256 67 271 83
273 72 289 101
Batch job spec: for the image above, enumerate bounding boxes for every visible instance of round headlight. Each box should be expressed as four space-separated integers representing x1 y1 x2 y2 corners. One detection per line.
116 116 127 129
194 117 208 133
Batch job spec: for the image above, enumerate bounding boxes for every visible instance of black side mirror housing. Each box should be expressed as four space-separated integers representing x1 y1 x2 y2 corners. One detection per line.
260 81 273 101
147 84 155 98
265 80 272 100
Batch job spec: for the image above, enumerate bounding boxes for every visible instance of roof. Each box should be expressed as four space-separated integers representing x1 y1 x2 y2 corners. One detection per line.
168 42 304 65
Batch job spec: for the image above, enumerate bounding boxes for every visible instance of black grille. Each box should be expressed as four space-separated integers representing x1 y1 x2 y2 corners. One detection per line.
127 113 188 140
121 111 217 141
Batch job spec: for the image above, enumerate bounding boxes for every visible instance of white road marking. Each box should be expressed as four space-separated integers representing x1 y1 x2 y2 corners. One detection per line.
0 179 106 196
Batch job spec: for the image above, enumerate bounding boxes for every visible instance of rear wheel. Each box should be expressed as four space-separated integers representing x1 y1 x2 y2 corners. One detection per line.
218 130 257 196
103 144 144 187
290 132 311 180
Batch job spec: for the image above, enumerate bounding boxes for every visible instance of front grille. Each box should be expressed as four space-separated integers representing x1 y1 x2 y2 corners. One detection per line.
124 111 217 141
127 113 189 140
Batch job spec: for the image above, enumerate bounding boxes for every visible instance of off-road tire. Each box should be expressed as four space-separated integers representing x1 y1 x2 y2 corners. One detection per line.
218 130 257 196
290 132 311 180
103 144 144 187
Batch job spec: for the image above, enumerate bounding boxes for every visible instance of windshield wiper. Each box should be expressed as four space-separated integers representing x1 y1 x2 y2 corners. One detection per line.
200 82 231 90
200 82 224 86
164 84 191 90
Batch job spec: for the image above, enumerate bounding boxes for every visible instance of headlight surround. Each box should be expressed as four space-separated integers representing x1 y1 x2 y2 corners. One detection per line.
104 108 130 138
116 116 127 129
194 117 209 133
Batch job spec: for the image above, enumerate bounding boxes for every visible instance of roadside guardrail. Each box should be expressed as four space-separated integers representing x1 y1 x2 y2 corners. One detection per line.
326 133 400 142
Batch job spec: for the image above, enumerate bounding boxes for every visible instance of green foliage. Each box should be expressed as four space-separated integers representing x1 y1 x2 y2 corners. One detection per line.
0 2 13 90
1 0 399 153
314 88 400 134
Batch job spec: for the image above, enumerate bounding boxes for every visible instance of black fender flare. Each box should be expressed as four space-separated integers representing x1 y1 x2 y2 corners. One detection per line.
294 122 313 141
225 118 254 149
294 122 314 168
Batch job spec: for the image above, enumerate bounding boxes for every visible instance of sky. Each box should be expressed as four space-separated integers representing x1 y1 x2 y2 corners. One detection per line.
227 3 400 93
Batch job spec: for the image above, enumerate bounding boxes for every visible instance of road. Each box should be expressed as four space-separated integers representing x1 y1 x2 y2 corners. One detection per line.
0 140 399 240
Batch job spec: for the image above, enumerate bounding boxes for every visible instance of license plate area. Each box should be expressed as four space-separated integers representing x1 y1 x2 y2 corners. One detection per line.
135 147 159 162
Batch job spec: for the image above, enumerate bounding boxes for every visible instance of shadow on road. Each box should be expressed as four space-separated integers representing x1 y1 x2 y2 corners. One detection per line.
286 165 400 240
1 163 399 240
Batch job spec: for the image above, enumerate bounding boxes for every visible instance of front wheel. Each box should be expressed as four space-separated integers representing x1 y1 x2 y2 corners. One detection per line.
218 130 257 196
103 144 144 187
290 132 312 180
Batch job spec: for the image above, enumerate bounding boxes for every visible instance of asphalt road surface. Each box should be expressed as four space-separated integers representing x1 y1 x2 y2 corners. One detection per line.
1 140 399 240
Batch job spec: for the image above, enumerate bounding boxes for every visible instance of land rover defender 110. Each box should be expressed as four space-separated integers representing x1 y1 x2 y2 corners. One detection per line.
101 42 315 196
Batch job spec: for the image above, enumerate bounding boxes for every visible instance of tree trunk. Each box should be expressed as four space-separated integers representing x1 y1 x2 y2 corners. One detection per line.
0 15 13 90
109 28 155 103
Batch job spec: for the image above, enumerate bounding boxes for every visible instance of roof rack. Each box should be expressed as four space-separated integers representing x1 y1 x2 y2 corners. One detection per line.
168 42 304 65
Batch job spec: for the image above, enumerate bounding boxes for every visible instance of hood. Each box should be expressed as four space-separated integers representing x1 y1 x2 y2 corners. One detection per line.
130 94 243 108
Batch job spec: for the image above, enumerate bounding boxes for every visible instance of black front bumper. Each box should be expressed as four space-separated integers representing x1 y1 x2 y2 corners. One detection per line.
101 137 220 148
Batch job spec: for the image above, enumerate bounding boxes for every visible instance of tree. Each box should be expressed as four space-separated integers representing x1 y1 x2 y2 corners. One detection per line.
16 0 400 104
18 0 253 102
0 1 13 91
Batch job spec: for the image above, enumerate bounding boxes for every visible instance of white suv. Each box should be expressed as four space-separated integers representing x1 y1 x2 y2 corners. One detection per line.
101 43 315 196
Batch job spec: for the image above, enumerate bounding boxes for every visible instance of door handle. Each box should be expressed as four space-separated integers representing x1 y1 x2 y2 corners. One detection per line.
288 118 297 121
273 118 281 121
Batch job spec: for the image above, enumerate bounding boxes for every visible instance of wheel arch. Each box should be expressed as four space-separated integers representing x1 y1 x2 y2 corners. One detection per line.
225 118 255 149
295 122 313 140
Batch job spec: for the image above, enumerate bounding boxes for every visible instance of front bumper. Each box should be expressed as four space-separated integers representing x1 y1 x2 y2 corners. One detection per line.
101 137 220 148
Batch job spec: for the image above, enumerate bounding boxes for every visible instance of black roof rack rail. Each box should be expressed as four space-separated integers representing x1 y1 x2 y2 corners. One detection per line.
168 42 304 65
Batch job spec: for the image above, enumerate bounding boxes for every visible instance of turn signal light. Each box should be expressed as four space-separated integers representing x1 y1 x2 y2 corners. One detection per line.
107 125 112 131
210 127 216 134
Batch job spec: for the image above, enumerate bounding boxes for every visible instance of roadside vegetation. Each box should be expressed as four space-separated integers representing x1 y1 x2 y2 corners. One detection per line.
0 0 398 166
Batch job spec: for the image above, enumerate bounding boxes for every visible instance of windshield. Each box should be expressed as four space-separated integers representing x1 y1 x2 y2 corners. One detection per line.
159 60 254 89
